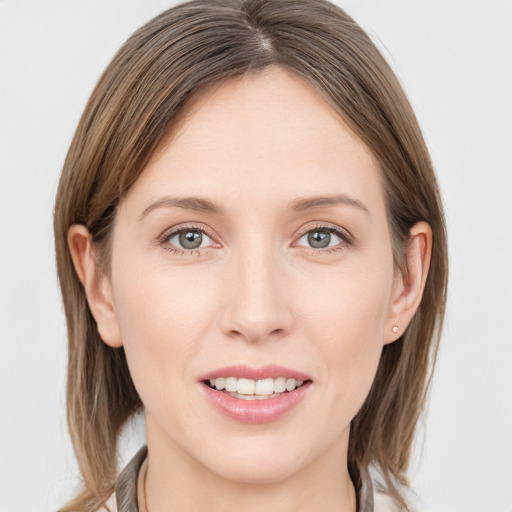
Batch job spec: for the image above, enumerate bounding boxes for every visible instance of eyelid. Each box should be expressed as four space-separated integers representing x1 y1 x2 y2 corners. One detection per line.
294 223 353 244
157 223 221 251
291 223 355 256
156 222 353 255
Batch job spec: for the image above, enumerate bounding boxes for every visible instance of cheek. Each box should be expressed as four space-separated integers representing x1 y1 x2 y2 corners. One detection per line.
110 258 219 406
298 257 393 410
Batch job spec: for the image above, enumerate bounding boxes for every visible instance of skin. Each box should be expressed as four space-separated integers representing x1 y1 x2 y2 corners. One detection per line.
69 66 432 512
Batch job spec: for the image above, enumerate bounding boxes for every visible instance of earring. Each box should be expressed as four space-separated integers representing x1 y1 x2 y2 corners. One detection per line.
392 325 399 334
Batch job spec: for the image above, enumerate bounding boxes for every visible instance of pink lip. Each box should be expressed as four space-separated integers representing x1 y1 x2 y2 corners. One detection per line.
198 365 313 424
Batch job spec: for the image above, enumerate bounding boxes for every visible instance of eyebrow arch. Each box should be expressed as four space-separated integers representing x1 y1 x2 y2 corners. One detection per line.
289 194 370 215
139 193 369 221
139 196 224 221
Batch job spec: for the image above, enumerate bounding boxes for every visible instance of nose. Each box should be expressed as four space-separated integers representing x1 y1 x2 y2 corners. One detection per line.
219 244 294 344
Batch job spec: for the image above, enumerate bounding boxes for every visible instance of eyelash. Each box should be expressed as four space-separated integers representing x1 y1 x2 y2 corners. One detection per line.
296 224 353 255
157 223 353 256
157 224 218 256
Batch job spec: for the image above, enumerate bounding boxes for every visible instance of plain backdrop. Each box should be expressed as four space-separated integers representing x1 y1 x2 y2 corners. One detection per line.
1 1 511 511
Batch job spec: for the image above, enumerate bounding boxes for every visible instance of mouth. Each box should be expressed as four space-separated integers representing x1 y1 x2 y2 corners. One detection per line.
199 365 313 423
204 376 310 400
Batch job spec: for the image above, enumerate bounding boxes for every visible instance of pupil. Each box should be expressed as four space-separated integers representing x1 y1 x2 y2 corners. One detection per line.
308 231 330 248
179 231 202 249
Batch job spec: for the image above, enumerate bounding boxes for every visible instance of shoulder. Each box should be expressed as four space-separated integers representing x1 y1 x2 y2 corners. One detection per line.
374 491 399 512
95 493 117 512
374 491 430 512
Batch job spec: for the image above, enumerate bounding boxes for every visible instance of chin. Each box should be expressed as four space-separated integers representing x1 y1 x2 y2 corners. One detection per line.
192 433 318 485
206 454 305 485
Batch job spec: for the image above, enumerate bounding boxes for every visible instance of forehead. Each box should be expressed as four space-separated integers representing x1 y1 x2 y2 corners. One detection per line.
122 66 383 215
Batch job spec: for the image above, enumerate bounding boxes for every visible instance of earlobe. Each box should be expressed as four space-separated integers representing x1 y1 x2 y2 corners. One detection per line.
384 221 432 344
67 225 123 348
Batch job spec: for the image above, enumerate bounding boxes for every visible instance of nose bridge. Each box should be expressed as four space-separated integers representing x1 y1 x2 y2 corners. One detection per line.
220 236 292 343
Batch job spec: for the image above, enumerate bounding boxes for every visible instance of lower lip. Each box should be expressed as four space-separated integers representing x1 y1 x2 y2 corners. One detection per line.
201 382 311 424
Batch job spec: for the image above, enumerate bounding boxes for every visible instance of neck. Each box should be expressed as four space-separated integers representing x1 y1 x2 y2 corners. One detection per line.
143 415 357 512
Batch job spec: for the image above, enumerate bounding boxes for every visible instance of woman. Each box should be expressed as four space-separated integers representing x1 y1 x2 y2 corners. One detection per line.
54 1 448 511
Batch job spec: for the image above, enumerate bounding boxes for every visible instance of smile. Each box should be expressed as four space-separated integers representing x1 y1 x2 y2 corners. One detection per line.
206 377 305 400
199 365 312 423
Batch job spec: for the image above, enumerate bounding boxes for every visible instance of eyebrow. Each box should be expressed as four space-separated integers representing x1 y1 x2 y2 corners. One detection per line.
289 194 370 215
139 196 224 220
139 193 369 220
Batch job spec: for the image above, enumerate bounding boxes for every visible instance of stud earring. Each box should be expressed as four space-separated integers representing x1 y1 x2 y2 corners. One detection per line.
392 325 399 334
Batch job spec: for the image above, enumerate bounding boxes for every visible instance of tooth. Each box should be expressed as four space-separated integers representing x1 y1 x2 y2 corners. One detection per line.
225 377 237 392
214 377 226 390
237 378 255 395
237 394 256 400
212 376 305 395
285 378 297 392
273 377 286 393
234 393 275 400
255 378 274 395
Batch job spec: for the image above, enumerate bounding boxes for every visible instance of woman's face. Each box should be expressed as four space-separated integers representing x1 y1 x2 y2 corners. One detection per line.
108 66 398 483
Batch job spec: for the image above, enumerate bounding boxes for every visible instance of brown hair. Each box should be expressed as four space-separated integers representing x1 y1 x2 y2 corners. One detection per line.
54 1 448 510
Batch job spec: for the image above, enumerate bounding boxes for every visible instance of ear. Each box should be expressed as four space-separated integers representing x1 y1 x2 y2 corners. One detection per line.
384 221 432 344
67 224 123 348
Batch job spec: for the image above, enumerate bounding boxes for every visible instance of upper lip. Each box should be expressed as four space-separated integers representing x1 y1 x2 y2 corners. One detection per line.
198 364 312 382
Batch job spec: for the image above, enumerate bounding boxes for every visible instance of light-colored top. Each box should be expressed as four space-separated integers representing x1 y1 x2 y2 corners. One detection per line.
99 445 396 512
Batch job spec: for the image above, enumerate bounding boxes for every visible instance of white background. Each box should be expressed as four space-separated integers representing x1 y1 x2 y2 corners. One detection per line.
1 1 511 511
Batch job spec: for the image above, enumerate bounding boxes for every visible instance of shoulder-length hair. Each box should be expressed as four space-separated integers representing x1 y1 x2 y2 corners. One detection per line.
54 1 448 510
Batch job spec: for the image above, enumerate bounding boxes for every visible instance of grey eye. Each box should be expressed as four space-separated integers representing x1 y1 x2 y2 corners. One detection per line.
162 227 216 253
307 230 331 248
178 230 203 249
296 227 344 250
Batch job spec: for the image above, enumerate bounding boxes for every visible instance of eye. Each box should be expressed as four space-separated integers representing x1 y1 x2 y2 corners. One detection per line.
303 230 337 249
159 226 217 253
295 225 351 252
